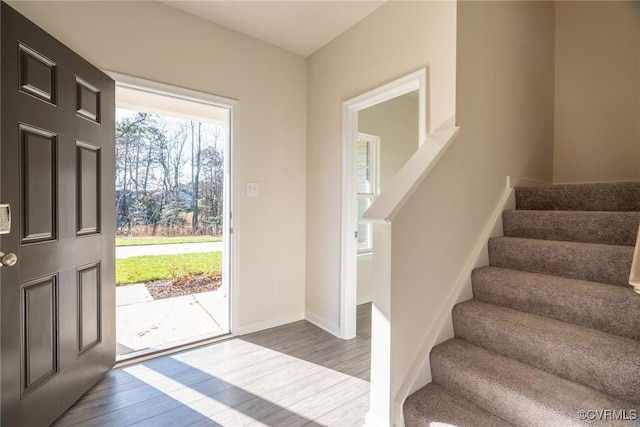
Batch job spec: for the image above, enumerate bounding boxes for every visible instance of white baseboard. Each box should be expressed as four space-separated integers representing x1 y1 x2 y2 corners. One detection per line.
508 176 552 188
305 310 342 338
393 179 517 425
235 312 305 335
552 179 640 185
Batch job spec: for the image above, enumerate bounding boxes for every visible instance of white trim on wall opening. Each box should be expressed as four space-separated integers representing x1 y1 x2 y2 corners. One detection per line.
106 71 240 337
340 68 427 339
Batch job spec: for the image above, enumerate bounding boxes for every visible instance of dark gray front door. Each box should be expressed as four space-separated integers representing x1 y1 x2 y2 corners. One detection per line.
0 3 115 425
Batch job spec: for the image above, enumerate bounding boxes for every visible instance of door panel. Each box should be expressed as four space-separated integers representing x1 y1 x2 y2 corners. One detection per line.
76 142 101 236
76 78 101 124
18 43 57 105
21 275 58 397
20 125 57 244
77 262 101 356
1 3 116 426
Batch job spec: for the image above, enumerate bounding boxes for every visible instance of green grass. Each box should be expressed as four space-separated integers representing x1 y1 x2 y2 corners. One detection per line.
116 252 222 285
116 235 222 247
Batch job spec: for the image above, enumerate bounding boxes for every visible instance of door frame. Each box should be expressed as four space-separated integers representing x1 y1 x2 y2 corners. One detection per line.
340 69 426 339
105 72 239 335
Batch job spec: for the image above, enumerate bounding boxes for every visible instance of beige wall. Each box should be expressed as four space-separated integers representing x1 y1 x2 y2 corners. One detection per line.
391 0 555 413
359 93 419 190
554 1 640 183
306 0 457 334
8 1 308 331
356 253 373 304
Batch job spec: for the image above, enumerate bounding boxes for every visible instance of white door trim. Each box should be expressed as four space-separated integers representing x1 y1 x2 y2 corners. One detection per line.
340 68 426 339
106 71 240 336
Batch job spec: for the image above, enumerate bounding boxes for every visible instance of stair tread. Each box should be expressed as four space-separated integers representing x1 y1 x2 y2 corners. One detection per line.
515 182 640 211
503 210 640 246
408 183 640 425
453 299 640 403
489 236 633 286
404 383 514 427
472 266 640 339
431 339 638 427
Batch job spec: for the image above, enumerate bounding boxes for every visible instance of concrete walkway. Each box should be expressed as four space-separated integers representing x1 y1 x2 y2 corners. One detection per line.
116 241 223 258
116 284 229 357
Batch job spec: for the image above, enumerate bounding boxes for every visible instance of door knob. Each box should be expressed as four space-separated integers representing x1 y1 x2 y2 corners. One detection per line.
0 252 17 267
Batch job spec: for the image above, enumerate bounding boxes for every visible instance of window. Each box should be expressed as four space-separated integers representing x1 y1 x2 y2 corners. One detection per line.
356 133 379 253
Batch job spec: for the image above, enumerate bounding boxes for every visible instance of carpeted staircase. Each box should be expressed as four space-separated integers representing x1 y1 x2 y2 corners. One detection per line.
404 182 640 427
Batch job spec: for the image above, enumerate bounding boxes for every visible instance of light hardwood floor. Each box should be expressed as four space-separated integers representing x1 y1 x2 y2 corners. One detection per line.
53 303 371 426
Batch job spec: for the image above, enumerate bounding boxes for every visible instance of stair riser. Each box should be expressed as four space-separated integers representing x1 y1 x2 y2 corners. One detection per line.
502 211 640 246
515 182 640 211
404 383 514 427
452 301 640 403
472 267 640 340
431 351 567 427
489 237 633 286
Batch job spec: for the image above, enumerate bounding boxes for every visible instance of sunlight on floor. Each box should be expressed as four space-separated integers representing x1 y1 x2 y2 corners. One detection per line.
124 340 369 425
127 364 216 417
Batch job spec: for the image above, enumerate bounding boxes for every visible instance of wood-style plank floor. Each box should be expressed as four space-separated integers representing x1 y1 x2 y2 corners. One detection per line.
53 304 371 426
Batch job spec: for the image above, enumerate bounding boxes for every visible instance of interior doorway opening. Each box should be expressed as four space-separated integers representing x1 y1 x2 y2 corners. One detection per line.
111 75 236 360
341 69 427 339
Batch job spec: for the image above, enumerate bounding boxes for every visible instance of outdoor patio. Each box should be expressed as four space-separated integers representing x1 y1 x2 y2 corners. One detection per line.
116 284 229 358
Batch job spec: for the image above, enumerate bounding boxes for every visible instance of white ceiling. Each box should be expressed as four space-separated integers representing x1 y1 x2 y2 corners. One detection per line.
161 1 387 57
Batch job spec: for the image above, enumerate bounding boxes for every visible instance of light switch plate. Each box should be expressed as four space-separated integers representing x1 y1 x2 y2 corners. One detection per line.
246 182 260 197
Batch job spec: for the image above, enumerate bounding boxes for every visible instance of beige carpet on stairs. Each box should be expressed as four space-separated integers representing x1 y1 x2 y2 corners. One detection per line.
404 182 640 427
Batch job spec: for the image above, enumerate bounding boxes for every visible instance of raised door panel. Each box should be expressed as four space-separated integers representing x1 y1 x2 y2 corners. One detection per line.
76 142 101 236
76 77 101 124
20 125 57 244
21 275 58 397
18 43 56 105
77 263 101 356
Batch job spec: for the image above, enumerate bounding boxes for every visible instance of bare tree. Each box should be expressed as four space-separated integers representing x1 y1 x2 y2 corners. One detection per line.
200 126 225 234
156 121 189 225
190 121 203 232
115 112 150 232
115 110 226 236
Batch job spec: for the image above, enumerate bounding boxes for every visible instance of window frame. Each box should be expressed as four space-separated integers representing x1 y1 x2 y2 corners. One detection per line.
356 132 380 254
